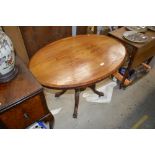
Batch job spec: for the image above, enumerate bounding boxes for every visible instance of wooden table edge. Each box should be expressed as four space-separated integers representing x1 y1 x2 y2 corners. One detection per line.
40 51 127 90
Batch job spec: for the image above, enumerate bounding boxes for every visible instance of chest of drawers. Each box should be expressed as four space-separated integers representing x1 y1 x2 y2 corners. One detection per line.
0 55 54 129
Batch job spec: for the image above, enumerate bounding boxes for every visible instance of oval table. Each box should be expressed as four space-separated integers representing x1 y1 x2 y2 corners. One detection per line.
29 34 126 118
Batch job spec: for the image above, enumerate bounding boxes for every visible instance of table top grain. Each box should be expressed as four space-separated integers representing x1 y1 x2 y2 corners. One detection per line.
29 35 126 89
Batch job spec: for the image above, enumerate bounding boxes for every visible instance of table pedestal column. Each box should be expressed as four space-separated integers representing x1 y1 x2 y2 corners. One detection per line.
54 84 104 118
72 84 104 118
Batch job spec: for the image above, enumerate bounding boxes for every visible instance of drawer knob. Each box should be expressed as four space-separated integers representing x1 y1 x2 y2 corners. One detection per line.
24 113 30 119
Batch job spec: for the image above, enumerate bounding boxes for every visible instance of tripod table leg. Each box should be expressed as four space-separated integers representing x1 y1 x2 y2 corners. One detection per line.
73 89 80 118
89 84 104 97
55 90 67 97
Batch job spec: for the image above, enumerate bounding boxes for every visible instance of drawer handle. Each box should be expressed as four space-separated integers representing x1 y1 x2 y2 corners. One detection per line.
24 113 30 119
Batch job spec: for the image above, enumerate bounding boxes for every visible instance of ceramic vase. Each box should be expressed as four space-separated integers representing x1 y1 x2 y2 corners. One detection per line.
0 30 18 83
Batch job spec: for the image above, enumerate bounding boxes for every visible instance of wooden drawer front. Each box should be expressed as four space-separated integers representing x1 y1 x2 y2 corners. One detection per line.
132 44 155 68
0 95 47 129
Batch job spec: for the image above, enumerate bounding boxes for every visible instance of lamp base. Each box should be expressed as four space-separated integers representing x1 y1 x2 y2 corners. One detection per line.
0 66 18 83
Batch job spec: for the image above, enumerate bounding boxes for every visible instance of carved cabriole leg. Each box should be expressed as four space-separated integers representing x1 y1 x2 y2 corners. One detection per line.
55 90 67 97
73 89 81 118
89 84 104 97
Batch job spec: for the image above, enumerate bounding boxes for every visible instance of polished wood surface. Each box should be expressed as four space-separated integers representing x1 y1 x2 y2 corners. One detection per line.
0 55 54 128
29 35 126 89
0 56 42 111
1 94 46 128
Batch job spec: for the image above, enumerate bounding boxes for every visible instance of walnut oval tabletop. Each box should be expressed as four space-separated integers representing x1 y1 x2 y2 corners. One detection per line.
29 35 126 89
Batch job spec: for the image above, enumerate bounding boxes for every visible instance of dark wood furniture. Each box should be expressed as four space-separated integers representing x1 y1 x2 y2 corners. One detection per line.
29 34 126 118
20 26 72 58
20 26 98 59
77 26 97 34
0 55 54 129
109 27 155 87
